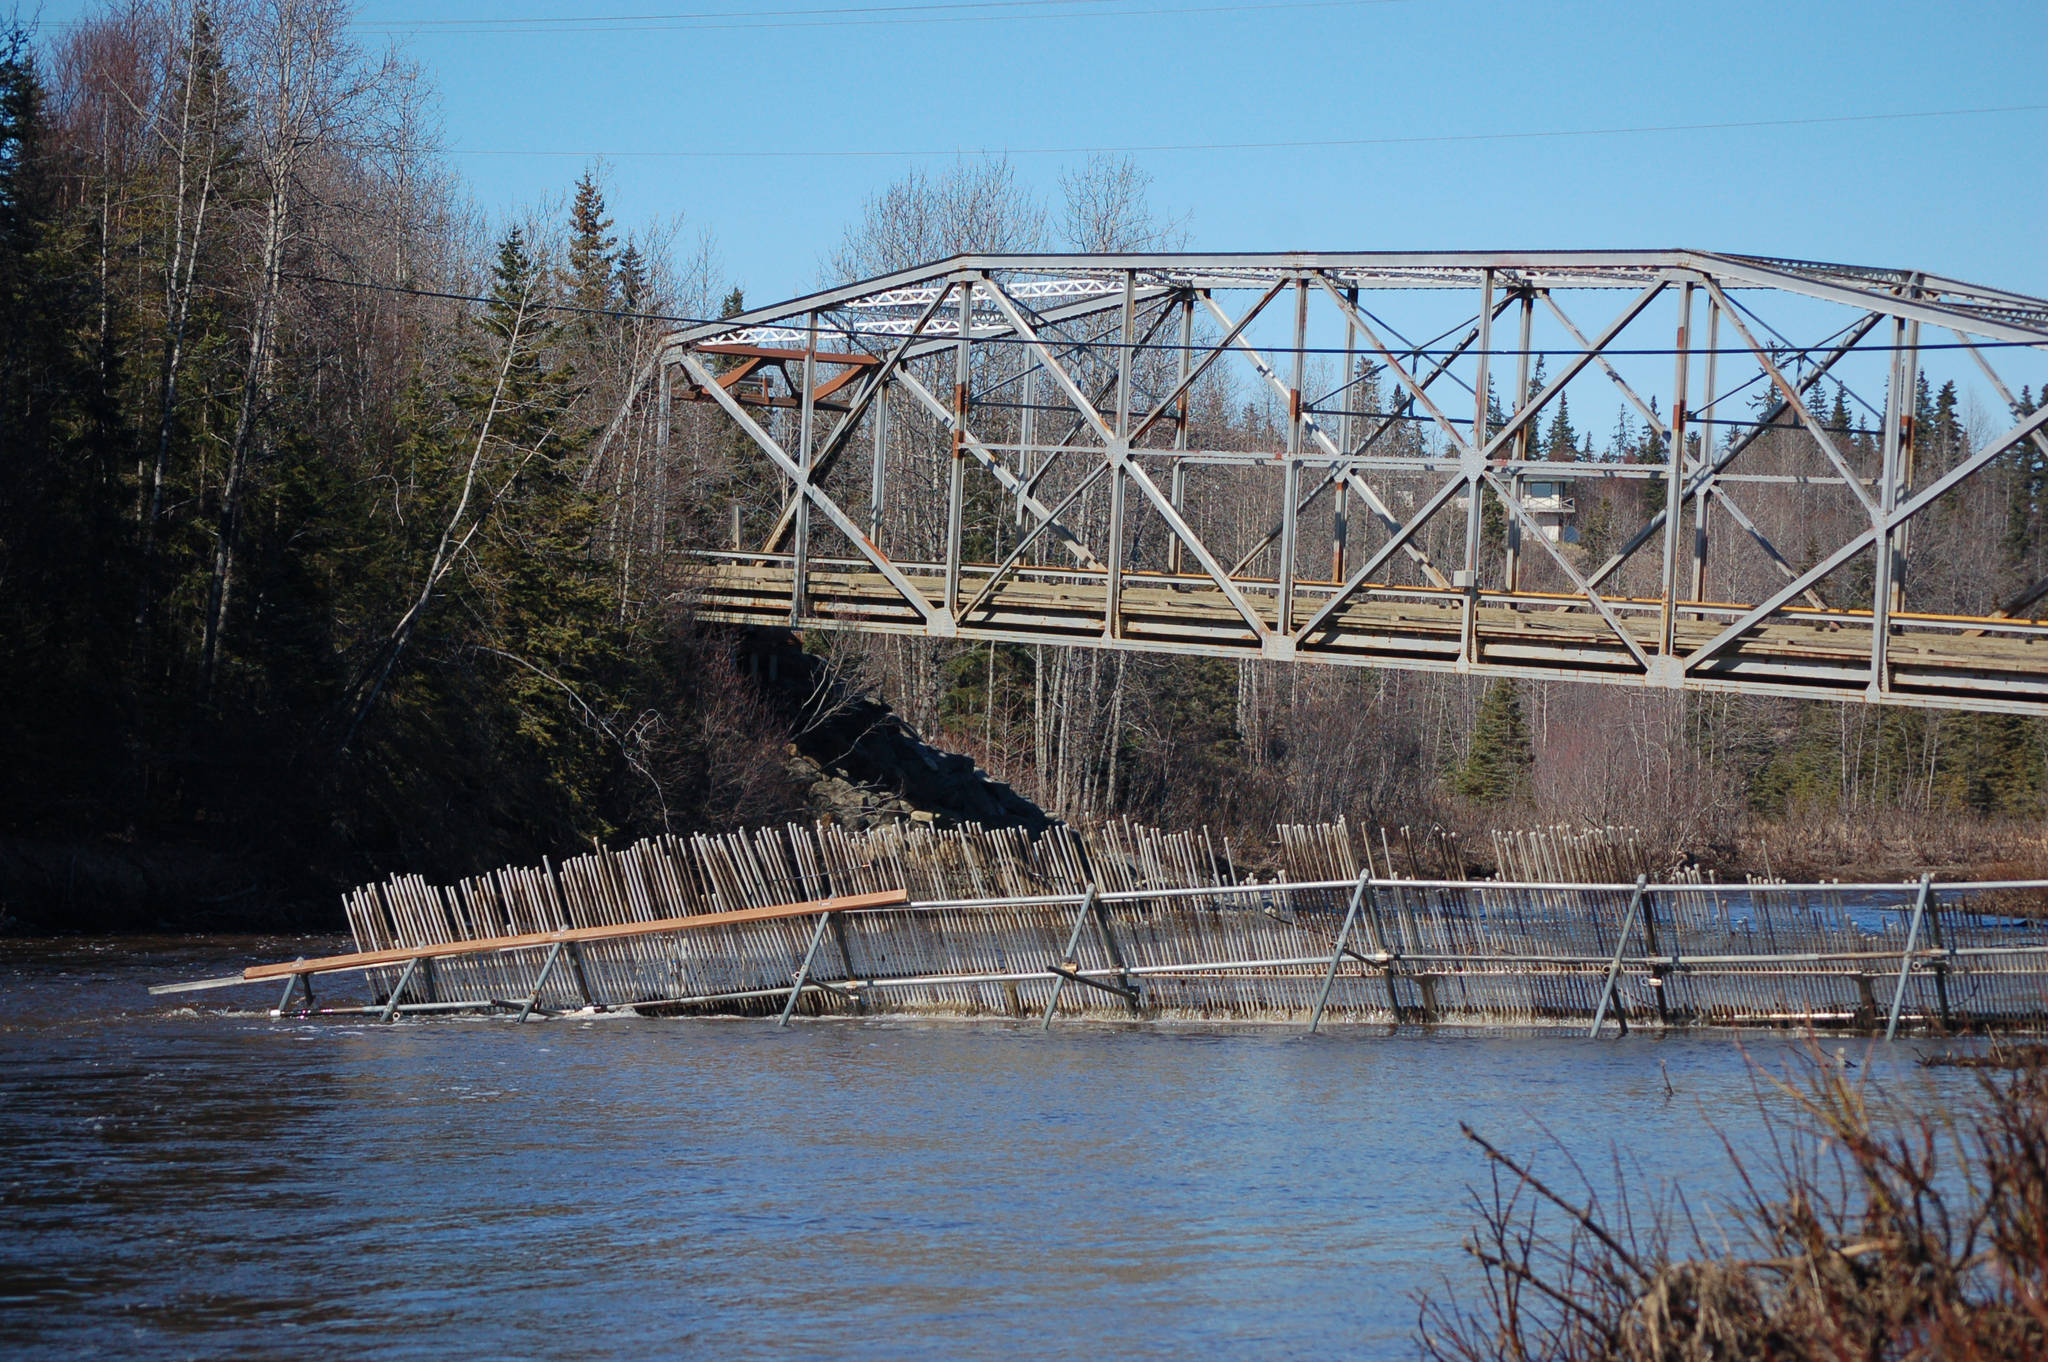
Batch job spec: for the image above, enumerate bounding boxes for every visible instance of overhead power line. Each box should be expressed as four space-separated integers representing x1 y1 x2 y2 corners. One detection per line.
447 102 2048 161
362 0 1410 34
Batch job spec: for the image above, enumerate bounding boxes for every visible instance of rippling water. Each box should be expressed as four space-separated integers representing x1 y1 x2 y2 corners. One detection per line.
0 936 1974 1360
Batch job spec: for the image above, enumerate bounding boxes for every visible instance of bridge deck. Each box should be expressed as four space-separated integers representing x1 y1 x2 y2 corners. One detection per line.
686 557 2048 714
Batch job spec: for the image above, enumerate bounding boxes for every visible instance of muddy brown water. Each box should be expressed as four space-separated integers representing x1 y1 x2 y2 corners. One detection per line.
0 935 1982 1360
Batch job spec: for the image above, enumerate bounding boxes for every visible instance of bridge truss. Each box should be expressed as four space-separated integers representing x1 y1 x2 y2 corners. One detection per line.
603 251 2048 715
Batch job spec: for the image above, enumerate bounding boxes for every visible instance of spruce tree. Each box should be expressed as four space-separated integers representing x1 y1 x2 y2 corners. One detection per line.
1542 390 1576 462
1452 679 1534 803
568 172 616 313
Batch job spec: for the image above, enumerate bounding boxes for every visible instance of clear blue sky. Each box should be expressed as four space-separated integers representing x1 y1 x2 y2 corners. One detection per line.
37 0 2048 306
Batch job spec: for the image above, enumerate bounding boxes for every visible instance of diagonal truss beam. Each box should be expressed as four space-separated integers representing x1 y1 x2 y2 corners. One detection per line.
979 277 1275 641
1207 281 1462 588
1019 299 1181 504
1585 312 1885 592
1294 476 1468 643
1686 400 2048 671
1478 470 1654 671
674 351 941 626
1228 320 1487 578
1471 280 1671 464
1538 289 1668 440
1129 280 1286 444
1702 280 1881 522
958 461 1112 624
763 283 956 553
894 367 1103 569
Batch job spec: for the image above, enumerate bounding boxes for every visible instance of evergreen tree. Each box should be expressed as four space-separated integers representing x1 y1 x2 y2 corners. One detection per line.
567 171 617 329
1639 398 1667 516
1452 680 1533 803
1542 390 1577 462
615 239 647 312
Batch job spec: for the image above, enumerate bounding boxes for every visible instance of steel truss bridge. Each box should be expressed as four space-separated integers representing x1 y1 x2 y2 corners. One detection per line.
602 251 2048 715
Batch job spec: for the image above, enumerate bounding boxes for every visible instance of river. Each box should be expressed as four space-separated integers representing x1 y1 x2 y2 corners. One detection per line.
0 935 1978 1360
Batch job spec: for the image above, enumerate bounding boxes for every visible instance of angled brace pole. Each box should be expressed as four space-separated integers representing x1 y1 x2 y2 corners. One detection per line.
1309 871 1375 1034
1228 324 1482 578
893 368 1101 568
1588 876 1648 1039
275 964 308 1016
517 941 565 1024
777 910 836 1027
1041 884 1101 1031
1293 474 1467 642
379 956 421 1024
1885 874 1932 1042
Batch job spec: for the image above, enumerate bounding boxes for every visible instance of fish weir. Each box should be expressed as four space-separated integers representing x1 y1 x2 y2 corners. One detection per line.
157 820 2048 1034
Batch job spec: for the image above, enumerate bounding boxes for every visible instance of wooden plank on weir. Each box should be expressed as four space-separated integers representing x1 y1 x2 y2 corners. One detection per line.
237 887 911 983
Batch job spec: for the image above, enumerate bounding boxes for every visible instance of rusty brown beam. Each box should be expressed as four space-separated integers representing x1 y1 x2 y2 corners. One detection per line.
238 887 911 983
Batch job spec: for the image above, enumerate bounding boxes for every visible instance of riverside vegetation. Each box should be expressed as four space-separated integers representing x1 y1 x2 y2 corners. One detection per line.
5 3 2048 933
1420 1045 2048 1362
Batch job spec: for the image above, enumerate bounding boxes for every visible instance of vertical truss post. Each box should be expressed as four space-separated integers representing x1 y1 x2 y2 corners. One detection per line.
945 282 972 623
1309 871 1375 1034
1689 297 1719 605
1506 289 1533 593
777 910 836 1027
1017 364 1035 529
1872 314 1906 693
1589 875 1648 1038
1886 874 1932 1041
1659 283 1694 657
1873 303 1920 695
1462 270 1494 665
792 310 817 622
1895 314 1920 614
1169 293 1193 574
1106 271 1136 638
1333 285 1358 581
868 383 888 543
1280 278 1308 632
653 363 671 554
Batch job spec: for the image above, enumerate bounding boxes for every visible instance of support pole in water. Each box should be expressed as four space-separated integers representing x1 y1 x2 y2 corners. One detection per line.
1886 873 1932 1042
274 968 306 1017
517 941 564 1024
1041 884 1100 1031
1309 871 1375 1035
1588 875 1648 1039
379 956 421 1024
777 911 835 1027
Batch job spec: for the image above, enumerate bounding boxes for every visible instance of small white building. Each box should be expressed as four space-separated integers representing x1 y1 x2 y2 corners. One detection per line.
1522 479 1576 542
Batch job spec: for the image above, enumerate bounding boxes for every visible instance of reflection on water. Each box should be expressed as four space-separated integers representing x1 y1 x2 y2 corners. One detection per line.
0 936 1974 1360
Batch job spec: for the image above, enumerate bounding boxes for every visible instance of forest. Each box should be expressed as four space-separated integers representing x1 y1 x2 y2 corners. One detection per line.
3 1 2045 931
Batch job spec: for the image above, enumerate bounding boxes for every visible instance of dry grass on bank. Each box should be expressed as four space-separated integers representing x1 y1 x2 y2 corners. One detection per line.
1418 1046 2048 1361
1739 814 2048 885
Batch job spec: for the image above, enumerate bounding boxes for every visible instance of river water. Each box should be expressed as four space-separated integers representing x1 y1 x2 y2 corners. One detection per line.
0 935 1979 1360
